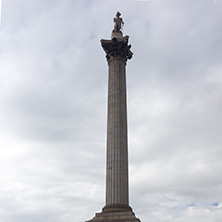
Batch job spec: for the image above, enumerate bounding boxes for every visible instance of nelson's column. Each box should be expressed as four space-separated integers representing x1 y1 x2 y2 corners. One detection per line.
87 12 141 222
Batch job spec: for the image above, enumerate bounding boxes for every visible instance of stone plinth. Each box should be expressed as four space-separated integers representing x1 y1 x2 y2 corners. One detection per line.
87 204 140 222
111 30 123 39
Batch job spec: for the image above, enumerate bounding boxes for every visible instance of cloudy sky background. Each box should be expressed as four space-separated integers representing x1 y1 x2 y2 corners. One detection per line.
0 0 222 221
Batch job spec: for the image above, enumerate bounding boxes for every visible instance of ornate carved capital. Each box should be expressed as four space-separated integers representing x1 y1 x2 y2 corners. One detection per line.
101 36 133 62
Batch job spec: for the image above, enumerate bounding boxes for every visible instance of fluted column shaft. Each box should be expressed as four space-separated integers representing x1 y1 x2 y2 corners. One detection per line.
106 57 128 206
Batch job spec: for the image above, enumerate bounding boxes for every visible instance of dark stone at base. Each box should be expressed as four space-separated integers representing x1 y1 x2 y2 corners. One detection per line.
86 204 141 222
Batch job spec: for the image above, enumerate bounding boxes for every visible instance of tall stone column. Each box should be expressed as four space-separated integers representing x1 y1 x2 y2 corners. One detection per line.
104 40 130 208
86 12 140 222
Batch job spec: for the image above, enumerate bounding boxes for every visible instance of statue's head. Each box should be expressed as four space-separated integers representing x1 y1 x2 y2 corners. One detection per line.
116 11 121 17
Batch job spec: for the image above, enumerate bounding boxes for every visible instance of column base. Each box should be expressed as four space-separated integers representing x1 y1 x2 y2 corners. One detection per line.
86 204 141 222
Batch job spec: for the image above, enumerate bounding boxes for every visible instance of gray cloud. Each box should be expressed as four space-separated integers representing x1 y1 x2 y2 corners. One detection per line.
0 0 222 221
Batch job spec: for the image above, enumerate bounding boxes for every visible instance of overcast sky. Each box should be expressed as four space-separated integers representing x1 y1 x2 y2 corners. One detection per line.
0 0 222 221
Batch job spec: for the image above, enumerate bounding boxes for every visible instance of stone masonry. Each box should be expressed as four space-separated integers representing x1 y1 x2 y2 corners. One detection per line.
86 12 140 222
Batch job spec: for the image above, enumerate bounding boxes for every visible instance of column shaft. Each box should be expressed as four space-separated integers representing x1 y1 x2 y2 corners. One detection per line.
106 57 128 206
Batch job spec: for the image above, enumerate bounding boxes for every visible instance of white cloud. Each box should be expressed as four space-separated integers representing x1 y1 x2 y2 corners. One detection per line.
0 0 222 221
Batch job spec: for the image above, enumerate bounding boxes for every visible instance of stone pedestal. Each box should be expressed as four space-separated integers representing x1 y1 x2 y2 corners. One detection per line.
87 204 140 222
111 30 123 39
